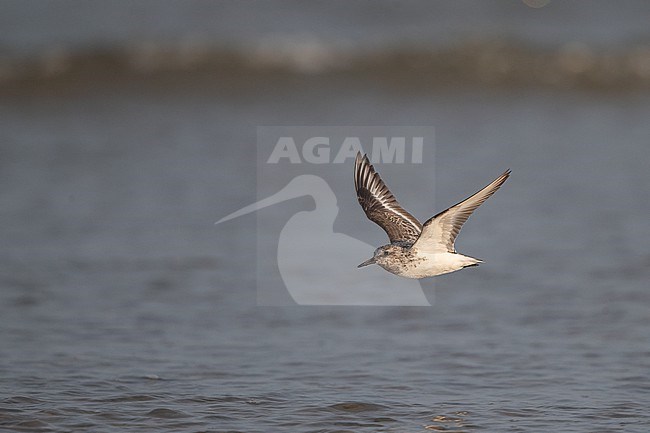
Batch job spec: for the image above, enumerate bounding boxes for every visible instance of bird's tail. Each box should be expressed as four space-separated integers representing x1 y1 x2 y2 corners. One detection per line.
462 255 483 268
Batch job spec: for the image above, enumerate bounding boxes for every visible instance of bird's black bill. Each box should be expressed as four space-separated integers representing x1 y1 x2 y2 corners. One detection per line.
357 257 376 268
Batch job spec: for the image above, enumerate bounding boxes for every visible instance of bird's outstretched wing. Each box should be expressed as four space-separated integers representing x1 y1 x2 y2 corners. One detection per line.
354 152 422 244
412 170 510 253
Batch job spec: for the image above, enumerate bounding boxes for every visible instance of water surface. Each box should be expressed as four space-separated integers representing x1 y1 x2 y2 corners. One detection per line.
1 2 650 432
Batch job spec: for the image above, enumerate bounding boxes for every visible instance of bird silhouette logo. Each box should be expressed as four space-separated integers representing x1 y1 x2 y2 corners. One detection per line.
216 174 431 306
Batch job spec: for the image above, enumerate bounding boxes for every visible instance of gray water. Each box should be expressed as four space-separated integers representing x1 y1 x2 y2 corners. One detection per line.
2 2 650 432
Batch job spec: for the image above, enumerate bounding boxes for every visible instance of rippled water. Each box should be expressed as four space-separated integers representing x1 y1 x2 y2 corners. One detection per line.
2 2 650 432
2 72 649 431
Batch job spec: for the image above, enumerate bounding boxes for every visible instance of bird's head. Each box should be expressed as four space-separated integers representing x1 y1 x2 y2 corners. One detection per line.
357 244 401 268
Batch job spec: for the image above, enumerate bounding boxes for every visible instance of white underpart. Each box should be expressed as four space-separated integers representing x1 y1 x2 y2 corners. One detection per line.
389 250 482 279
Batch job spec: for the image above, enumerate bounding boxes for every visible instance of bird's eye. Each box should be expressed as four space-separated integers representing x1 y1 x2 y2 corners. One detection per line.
383 250 389 256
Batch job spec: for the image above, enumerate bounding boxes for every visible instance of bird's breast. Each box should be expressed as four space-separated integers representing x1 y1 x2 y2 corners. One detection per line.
382 251 469 279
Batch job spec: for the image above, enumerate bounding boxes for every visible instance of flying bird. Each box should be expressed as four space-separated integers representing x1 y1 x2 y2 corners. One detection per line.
354 152 510 278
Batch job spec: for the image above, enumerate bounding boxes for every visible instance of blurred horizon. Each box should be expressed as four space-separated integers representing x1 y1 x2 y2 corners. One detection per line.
2 0 650 91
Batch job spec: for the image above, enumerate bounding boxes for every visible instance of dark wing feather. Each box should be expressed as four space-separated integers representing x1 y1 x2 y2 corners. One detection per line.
412 170 511 253
354 152 422 244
